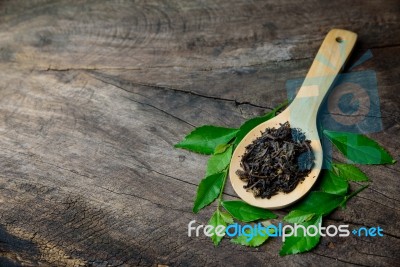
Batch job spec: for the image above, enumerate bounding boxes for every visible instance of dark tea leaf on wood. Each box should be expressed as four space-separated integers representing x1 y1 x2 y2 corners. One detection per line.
236 122 314 199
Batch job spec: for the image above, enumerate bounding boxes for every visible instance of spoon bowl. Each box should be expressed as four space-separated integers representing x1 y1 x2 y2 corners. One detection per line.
229 29 357 209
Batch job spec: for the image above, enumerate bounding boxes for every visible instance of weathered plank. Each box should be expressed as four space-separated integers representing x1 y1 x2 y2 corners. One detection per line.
0 0 399 266
1 0 400 69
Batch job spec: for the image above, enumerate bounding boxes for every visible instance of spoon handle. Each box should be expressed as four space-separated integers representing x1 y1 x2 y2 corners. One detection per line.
289 29 357 125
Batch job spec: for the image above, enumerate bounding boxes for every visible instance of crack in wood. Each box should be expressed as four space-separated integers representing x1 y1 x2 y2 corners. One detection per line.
311 252 375 267
95 185 193 214
86 71 274 110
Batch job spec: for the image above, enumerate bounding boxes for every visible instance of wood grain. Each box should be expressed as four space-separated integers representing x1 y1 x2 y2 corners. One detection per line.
0 0 399 266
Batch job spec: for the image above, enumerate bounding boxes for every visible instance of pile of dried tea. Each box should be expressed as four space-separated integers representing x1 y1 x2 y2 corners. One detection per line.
236 122 314 199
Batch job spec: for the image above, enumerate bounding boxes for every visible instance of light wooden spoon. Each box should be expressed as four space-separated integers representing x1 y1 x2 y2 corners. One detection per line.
229 29 357 209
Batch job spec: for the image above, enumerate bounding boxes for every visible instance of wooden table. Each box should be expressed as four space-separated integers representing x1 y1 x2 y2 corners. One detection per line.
0 1 399 266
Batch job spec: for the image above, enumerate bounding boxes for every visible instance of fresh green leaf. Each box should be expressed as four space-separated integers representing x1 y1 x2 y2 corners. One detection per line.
208 209 228 246
205 146 233 176
175 126 238 154
234 101 287 146
280 216 322 255
323 130 395 164
332 163 369 182
344 184 369 203
220 211 234 224
214 143 231 154
221 200 277 222
293 192 345 216
193 171 226 213
284 210 315 224
319 170 349 195
231 224 274 247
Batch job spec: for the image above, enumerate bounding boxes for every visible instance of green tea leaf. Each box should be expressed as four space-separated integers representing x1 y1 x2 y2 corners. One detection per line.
193 171 226 213
208 209 228 246
175 126 238 154
220 211 234 224
323 130 395 164
319 170 349 195
293 191 345 216
234 101 287 146
284 210 315 224
280 216 322 255
231 225 274 247
344 184 369 203
214 143 231 154
205 146 233 176
332 163 368 182
221 200 277 222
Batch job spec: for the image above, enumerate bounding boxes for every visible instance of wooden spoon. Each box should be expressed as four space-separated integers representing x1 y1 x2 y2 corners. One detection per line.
229 29 357 209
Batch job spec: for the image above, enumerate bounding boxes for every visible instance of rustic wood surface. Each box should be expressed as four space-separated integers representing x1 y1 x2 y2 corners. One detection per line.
0 0 399 266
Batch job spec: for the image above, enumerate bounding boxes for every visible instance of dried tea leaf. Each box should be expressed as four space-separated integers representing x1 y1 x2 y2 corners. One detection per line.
234 101 287 146
237 122 314 199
